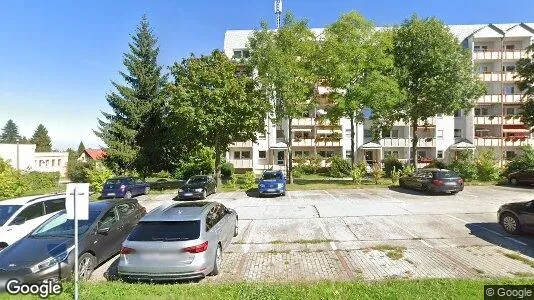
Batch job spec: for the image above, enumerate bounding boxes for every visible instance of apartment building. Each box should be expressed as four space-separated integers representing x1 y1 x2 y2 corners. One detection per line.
223 23 534 173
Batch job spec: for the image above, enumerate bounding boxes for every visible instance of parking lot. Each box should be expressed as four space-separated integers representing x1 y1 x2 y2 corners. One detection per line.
92 185 534 282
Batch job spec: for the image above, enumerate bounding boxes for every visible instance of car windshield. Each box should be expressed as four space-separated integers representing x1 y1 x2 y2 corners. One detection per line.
187 176 207 184
128 221 201 241
435 171 461 179
30 209 101 238
104 179 128 188
0 205 22 226
262 172 282 180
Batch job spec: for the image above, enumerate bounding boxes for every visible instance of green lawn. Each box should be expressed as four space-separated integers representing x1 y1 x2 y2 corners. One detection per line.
4 278 533 300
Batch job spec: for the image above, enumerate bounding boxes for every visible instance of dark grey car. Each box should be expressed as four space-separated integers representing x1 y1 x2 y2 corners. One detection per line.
399 168 464 194
177 175 217 200
0 199 146 288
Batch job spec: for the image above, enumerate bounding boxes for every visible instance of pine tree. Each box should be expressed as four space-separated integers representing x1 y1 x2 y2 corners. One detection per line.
30 124 52 152
95 15 168 174
77 142 85 155
0 120 21 143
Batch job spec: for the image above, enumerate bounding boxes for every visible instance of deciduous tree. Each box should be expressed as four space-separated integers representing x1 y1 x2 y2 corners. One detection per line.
516 44 534 127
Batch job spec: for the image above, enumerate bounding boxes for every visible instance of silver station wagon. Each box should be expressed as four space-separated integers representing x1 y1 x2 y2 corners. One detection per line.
118 201 238 281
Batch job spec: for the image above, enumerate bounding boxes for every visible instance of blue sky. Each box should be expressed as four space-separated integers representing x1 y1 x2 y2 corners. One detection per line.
0 0 532 150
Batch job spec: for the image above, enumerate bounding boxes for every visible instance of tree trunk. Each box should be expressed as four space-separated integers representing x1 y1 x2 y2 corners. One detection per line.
410 119 419 169
214 137 222 187
350 114 355 168
288 117 293 184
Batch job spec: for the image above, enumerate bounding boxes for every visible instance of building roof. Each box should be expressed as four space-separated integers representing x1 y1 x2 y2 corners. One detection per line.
83 149 107 160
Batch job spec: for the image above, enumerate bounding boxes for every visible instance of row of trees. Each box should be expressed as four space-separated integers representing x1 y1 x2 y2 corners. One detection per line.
0 119 53 152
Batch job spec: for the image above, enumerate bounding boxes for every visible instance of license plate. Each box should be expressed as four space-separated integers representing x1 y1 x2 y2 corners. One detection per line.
184 193 192 196
445 182 456 186
140 253 175 261
267 189 276 192
107 193 115 196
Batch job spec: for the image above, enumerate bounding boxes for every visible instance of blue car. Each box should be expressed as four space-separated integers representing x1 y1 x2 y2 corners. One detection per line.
258 170 286 197
101 177 150 199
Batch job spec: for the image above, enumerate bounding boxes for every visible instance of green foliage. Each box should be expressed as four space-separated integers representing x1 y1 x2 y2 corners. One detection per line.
95 15 169 175
241 171 257 190
351 162 367 185
516 44 534 127
173 146 215 180
449 150 478 181
85 163 113 192
503 145 534 175
294 155 322 174
77 142 85 156
393 16 486 166
22 171 59 191
0 159 25 199
220 163 234 180
401 164 415 176
328 155 352 178
371 163 384 184
67 160 90 183
383 156 403 177
0 119 21 143
30 124 52 152
475 149 500 182
152 170 172 179
425 159 449 169
292 168 303 179
391 167 401 184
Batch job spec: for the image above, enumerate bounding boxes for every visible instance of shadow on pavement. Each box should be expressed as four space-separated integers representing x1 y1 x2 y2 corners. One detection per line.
388 186 453 197
465 222 534 259
104 257 120 281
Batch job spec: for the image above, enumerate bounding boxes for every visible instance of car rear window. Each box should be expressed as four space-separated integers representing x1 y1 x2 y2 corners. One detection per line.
104 179 128 188
435 171 460 179
128 221 200 241
262 172 282 180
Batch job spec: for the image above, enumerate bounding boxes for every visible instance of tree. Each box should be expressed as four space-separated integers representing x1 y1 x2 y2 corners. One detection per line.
30 124 52 152
392 16 486 167
516 44 534 127
95 15 168 175
168 50 269 186
0 120 20 143
319 12 404 167
248 13 318 183
77 142 85 156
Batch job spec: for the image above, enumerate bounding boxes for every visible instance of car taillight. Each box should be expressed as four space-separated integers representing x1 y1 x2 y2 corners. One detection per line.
184 241 208 253
432 179 443 186
457 178 464 184
120 185 126 190
120 246 135 255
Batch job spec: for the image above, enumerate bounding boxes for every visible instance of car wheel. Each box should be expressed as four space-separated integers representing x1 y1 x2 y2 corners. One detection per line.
144 187 150 195
124 191 132 199
78 253 96 281
509 178 518 185
201 190 207 200
500 213 522 235
234 218 239 237
210 244 222 276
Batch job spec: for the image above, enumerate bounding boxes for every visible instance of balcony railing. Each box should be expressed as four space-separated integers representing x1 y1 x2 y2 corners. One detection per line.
477 94 523 104
228 159 254 169
503 94 523 103
473 49 526 60
293 118 315 126
503 116 524 125
230 141 253 148
380 138 435 148
393 117 435 127
473 51 501 60
474 137 531 147
474 116 502 125
474 138 501 147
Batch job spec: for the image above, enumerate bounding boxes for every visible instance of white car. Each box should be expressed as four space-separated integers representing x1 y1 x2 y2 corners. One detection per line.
0 194 66 250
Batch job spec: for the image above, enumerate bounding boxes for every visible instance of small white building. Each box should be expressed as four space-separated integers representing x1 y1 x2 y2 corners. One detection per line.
0 144 69 176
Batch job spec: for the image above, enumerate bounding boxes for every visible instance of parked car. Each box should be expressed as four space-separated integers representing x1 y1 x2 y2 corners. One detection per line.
176 175 216 200
258 170 286 197
498 200 534 234
399 168 464 194
508 169 534 185
0 194 66 251
118 201 238 281
101 177 150 199
0 199 146 285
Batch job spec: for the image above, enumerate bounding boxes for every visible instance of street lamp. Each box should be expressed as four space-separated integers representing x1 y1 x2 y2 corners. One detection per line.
16 138 20 170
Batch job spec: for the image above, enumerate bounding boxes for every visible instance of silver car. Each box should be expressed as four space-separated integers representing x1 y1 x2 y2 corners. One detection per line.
117 201 238 281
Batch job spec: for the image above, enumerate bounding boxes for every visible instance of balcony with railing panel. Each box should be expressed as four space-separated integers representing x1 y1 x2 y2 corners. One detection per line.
230 141 254 148
473 50 501 60
503 116 524 125
379 137 436 148
474 116 502 125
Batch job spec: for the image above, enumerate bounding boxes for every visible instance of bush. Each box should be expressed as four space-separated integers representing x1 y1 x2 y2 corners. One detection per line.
449 150 477 181
85 163 113 192
425 159 448 170
295 155 322 174
476 149 500 182
151 170 172 179
383 156 403 177
503 145 534 175
22 171 60 191
67 160 90 183
391 166 401 184
0 159 25 199
351 162 367 185
173 146 215 180
401 164 415 176
292 168 303 178
0 159 60 199
371 163 384 184
220 163 234 180
241 171 257 190
328 155 352 178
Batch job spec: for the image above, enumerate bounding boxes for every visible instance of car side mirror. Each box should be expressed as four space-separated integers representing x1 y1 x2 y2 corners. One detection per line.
11 217 26 226
97 227 110 235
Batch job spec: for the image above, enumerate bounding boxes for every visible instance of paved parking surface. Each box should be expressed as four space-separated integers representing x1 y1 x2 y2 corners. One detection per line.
91 186 534 282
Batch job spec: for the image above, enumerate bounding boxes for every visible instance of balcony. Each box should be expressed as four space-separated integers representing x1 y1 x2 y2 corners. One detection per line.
474 137 531 147
502 72 517 82
503 50 527 60
474 116 502 125
292 139 315 147
393 117 435 127
314 138 341 147
503 116 524 125
473 51 501 60
293 118 315 126
478 72 501 82
229 159 253 169
380 138 435 148
230 141 253 148
474 138 501 147
478 95 501 103
503 137 530 147
503 94 523 103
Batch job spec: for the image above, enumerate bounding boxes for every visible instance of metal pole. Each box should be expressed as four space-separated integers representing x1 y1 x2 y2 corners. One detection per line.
16 141 19 170
74 187 79 300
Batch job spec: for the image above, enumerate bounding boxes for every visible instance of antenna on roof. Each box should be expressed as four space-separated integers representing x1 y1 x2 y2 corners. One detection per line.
274 0 283 29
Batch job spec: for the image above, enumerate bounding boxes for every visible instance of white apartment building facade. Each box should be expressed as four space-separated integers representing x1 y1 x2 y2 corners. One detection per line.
223 23 534 173
0 143 69 176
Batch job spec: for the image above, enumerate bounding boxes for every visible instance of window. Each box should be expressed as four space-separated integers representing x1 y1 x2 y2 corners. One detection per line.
318 150 334 158
206 206 224 232
258 132 266 140
276 130 284 140
57 159 61 166
117 203 137 220
12 203 44 224
382 129 391 138
364 130 372 138
232 49 250 59
294 150 309 157
417 150 427 158
437 150 444 159
504 44 515 51
345 129 351 138
503 65 516 72
391 129 399 138
436 130 444 139
258 150 266 159
294 131 311 139
233 151 251 160
474 45 488 52
474 107 489 116
454 129 462 138
454 110 462 118
478 66 489 73
129 221 200 241
384 150 399 158
506 151 516 160
504 85 516 95
52 160 55 167
436 113 443 118
506 107 516 115
345 150 352 158
98 208 119 230
44 198 65 214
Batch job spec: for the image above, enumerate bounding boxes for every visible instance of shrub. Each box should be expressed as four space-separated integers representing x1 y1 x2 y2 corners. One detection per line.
503 145 534 175
173 146 215 180
85 163 113 192
0 159 25 199
425 159 448 170
371 163 384 184
152 170 172 179
383 156 403 177
351 162 367 185
476 149 500 182
328 155 352 178
67 160 90 183
391 166 401 184
295 155 323 174
220 163 234 180
22 171 60 191
401 164 415 176
241 171 257 190
292 168 303 178
449 150 477 181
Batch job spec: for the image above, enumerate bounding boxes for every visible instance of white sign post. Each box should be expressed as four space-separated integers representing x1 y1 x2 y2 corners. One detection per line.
66 183 89 300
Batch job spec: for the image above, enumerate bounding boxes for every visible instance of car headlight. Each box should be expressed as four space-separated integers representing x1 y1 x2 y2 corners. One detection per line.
195 188 203 192
277 183 284 188
259 184 265 188
30 246 74 273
